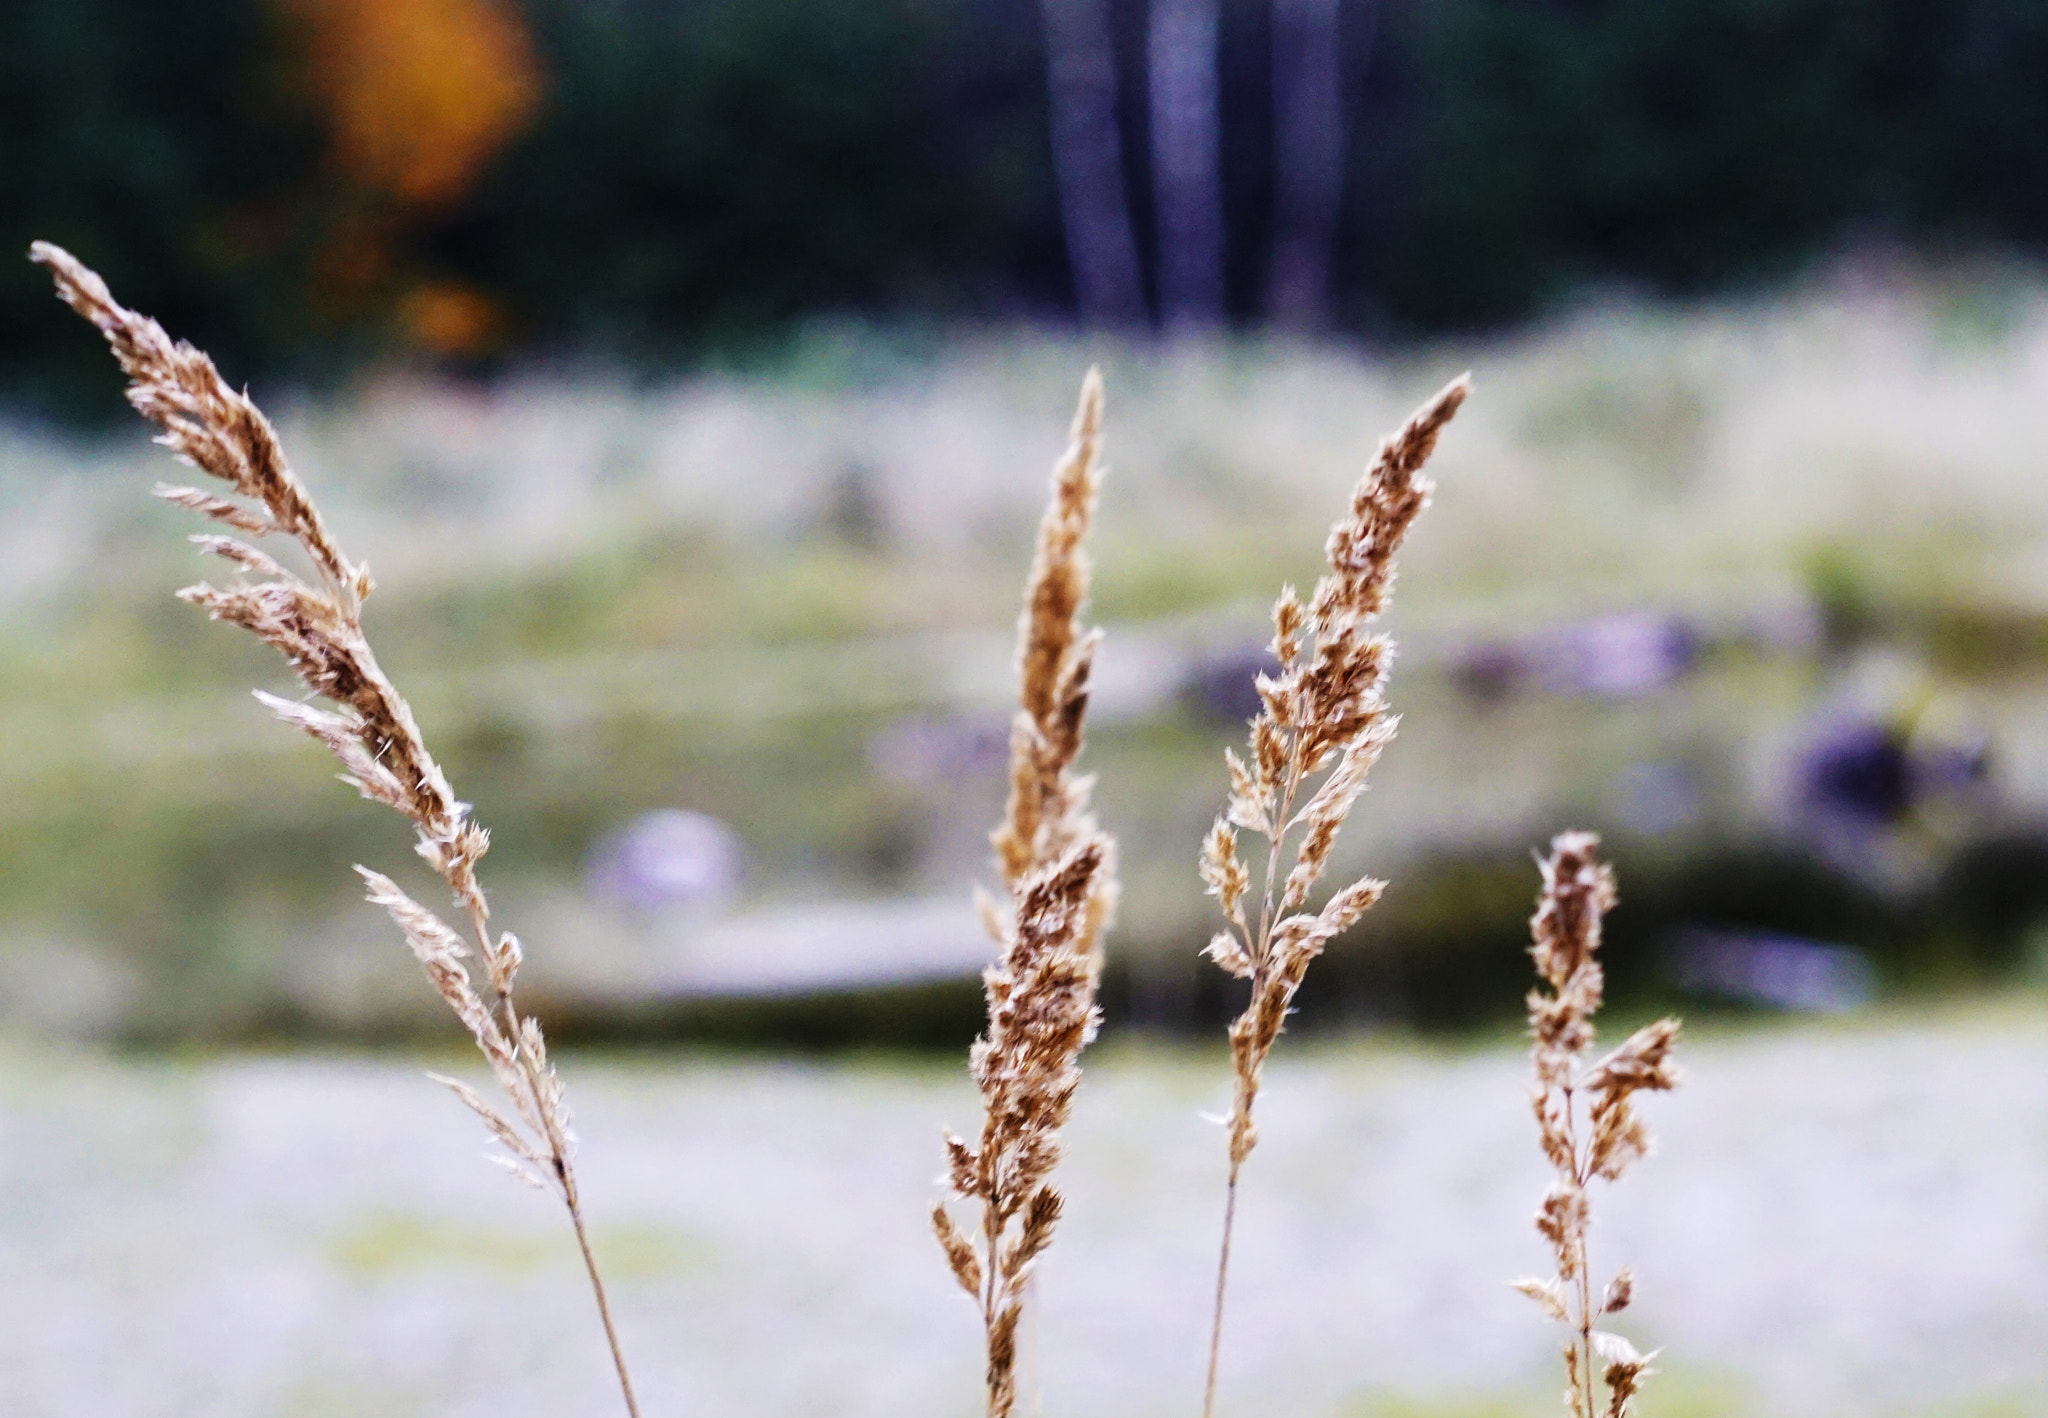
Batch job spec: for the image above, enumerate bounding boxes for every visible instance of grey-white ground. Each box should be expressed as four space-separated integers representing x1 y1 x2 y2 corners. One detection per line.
1 1010 2043 1418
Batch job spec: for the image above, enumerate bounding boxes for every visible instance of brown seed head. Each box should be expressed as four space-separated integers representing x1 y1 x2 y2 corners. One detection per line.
1519 833 1681 1418
940 373 1121 1418
36 243 584 1206
1531 829 1616 991
1202 375 1469 1176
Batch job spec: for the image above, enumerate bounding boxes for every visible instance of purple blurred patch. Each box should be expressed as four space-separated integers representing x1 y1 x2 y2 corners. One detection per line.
1612 760 1702 835
1538 612 1699 699
1179 643 1275 724
1797 719 1914 824
1446 640 1527 702
587 809 745 914
867 713 1009 788
1792 716 1990 827
1667 927 1875 1013
1449 612 1698 704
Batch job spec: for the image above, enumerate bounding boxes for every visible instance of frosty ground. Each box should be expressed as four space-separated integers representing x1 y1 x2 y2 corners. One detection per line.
1 1006 2042 1418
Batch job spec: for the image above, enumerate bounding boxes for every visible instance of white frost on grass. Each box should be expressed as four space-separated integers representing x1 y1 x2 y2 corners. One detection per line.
0 1014 2043 1417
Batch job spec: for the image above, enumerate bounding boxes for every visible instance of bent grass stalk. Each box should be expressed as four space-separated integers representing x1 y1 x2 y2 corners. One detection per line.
30 241 642 1418
932 370 1118 1418
1196 374 1469 1418
1514 832 1681 1418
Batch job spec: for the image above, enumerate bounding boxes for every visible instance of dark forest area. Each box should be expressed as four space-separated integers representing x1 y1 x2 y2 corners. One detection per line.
9 0 2048 417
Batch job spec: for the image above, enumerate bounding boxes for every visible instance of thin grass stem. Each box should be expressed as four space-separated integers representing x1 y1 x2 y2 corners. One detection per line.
1201 1162 1242 1418
569 1203 643 1418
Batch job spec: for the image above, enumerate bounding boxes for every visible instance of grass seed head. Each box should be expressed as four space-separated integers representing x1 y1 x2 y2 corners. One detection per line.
1202 374 1468 1172
33 240 643 1415
938 372 1120 1418
1518 832 1681 1418
1199 377 1467 1418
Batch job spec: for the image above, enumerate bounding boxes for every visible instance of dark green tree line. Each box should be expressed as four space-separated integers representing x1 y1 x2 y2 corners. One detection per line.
9 0 2048 417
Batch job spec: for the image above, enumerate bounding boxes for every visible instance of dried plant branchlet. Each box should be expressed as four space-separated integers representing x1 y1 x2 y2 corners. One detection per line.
1514 831 1681 1418
933 370 1119 1418
30 241 641 1418
1196 375 1468 1417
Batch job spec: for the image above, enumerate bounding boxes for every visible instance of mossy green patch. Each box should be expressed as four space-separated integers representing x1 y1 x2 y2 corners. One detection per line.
329 1210 565 1277
269 1371 433 1418
1343 1364 1746 1418
328 1209 723 1281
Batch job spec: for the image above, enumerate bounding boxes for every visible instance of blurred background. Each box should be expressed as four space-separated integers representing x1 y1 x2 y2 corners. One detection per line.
4 1 2048 1415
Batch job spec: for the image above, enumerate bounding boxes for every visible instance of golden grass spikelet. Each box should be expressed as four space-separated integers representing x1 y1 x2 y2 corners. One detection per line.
1198 374 1468 1418
32 241 641 1418
938 842 1107 1418
990 367 1119 959
1517 832 1681 1418
935 372 1119 1418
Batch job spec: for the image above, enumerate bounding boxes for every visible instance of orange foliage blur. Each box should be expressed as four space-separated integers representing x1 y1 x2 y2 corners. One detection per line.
397 279 506 354
281 0 541 351
287 0 542 210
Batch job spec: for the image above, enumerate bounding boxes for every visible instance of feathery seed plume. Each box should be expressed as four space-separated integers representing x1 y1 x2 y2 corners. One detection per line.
1198 375 1468 1418
934 371 1118 1418
1515 832 1681 1418
30 241 640 1418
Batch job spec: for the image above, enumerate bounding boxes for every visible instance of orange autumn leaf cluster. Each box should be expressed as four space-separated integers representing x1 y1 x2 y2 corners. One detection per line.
286 0 542 211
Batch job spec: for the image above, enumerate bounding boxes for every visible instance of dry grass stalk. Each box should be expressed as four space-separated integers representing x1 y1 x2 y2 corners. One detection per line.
1196 373 1469 1418
933 370 1118 1418
1514 831 1682 1418
30 241 641 1418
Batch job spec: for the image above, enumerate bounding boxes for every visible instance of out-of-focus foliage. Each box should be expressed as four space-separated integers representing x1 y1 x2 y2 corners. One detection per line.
1 0 317 416
457 0 1061 357
2 0 1060 411
291 0 541 211
286 0 543 355
13 0 2048 415
1384 0 2048 325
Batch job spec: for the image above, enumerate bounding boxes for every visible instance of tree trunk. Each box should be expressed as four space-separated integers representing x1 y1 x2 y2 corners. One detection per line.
1039 0 1147 326
1149 0 1226 335
1266 0 1365 332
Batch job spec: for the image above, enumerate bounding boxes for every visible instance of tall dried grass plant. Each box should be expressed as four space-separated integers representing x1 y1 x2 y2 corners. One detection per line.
1195 374 1468 1415
932 371 1119 1418
1515 831 1682 1418
34 236 1694 1418
30 242 642 1418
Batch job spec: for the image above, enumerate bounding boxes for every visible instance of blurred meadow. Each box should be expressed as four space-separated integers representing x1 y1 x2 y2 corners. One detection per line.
9 289 2048 1044
7 0 2048 1415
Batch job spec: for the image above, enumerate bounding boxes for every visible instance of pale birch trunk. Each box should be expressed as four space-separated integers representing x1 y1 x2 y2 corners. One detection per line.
1039 0 1147 326
1149 0 1226 335
1266 0 1363 332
